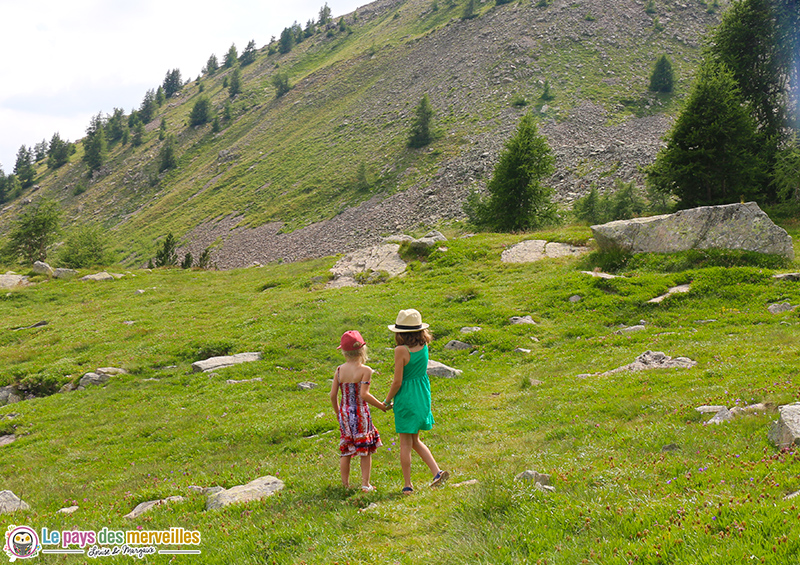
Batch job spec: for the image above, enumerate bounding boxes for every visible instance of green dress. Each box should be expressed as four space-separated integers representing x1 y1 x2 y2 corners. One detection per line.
393 345 435 434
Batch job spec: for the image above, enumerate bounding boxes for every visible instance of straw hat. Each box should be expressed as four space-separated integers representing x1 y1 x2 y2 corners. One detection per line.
388 309 430 333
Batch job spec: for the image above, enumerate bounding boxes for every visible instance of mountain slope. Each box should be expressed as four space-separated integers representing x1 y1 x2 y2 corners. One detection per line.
0 0 727 267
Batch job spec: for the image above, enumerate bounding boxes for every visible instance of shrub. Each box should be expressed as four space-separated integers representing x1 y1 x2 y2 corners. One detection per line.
153 233 178 267
59 224 112 268
189 96 212 126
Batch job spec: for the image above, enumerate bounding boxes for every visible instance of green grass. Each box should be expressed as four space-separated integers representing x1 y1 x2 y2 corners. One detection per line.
1 224 799 563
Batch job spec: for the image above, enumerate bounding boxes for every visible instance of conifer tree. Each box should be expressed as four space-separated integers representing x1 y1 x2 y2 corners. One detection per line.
224 44 238 68
272 72 291 98
139 89 157 123
318 2 332 26
647 62 764 207
34 140 47 162
163 69 183 98
158 135 177 172
229 67 242 97
154 233 178 267
47 133 73 169
649 55 674 93
279 27 295 54
4 198 60 263
408 94 435 148
466 112 557 231
14 145 36 188
240 40 257 65
83 113 107 173
189 96 213 126
205 53 219 75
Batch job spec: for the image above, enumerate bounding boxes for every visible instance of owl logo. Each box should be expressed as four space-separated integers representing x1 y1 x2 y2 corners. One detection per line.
3 525 41 561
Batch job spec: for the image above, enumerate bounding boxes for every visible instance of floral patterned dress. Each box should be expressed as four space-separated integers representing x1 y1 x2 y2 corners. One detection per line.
337 372 382 457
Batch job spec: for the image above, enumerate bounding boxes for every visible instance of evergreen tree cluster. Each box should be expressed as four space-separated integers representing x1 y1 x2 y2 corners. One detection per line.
648 0 800 209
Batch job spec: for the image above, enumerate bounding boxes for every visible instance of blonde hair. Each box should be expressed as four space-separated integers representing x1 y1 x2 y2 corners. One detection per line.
343 345 369 363
394 329 432 348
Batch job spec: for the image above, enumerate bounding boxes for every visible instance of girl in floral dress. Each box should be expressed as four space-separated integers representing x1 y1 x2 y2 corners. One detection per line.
329 330 387 491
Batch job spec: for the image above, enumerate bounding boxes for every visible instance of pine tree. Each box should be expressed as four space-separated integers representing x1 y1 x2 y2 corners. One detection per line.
14 145 36 188
154 233 178 267
163 69 183 98
83 113 107 173
408 94 435 148
189 96 213 126
139 89 157 123
34 140 48 162
647 62 764 207
279 27 295 54
5 198 60 263
205 53 219 75
47 132 73 169
0 168 6 204
224 44 238 68
649 55 674 93
466 112 557 231
229 67 242 97
240 40 257 65
272 72 291 98
318 2 332 26
158 136 177 172
156 86 166 106
106 108 128 143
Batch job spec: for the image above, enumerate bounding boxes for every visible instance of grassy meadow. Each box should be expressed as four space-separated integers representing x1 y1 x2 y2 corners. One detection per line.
2 223 800 564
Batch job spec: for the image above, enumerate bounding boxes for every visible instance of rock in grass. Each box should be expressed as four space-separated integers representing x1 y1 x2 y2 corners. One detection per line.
0 491 30 514
768 302 797 314
0 386 22 406
602 351 696 375
427 360 462 378
57 505 79 514
206 476 284 510
54 268 78 280
515 470 551 486
191 352 263 373
81 271 116 282
33 261 54 276
773 273 800 282
0 274 29 289
510 315 536 325
297 382 317 390
768 403 800 450
648 284 691 304
77 372 110 390
444 340 472 351
124 496 184 519
591 202 794 260
0 435 15 447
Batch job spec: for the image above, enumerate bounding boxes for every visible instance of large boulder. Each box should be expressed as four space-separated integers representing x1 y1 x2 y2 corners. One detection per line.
0 491 30 514
591 202 793 260
32 261 54 276
501 240 588 263
769 403 800 449
0 274 29 289
328 244 406 288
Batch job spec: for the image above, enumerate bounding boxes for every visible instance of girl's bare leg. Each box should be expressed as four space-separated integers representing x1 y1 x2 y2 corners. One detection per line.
412 435 440 477
340 455 351 488
359 454 372 488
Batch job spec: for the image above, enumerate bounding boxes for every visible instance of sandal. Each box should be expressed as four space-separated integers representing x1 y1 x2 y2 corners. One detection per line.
431 470 450 488
361 485 376 492
402 486 414 495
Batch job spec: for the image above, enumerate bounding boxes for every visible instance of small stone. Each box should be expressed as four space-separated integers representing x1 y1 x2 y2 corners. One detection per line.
53 268 78 280
124 496 184 519
510 315 536 325
444 340 472 351
460 327 482 333
77 372 110 390
615 325 645 335
427 360 462 378
568 295 581 303
359 502 380 513
661 444 681 452
0 435 15 447
57 505 79 514
514 348 531 353
707 408 733 424
298 382 317 390
452 479 479 488
768 302 796 314
32 261 54 276
696 405 727 414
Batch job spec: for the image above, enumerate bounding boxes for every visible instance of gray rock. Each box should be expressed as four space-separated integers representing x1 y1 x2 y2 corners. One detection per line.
409 230 448 250
97 367 127 376
427 360 462 378
444 340 472 351
615 325 645 335
502 240 588 263
661 444 681 452
591 202 794 260
0 435 15 447
0 490 30 513
649 284 692 304
707 408 733 424
452 479 479 488
602 351 697 375
696 405 728 414
769 403 800 449
206 475 284 510
460 326 482 333
32 261 54 276
0 274 29 289
81 271 115 282
768 302 797 314
329 244 406 279
192 352 263 373
188 485 224 495
773 273 800 282
54 268 79 280
515 470 552 486
0 386 22 406
124 496 184 519
57 505 79 514
77 372 110 390
510 315 536 325
514 348 532 353
297 382 318 390
227 377 263 385
568 295 582 303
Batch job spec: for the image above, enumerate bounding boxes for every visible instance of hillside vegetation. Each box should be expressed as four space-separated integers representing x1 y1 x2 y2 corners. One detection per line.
1 223 799 563
0 0 727 268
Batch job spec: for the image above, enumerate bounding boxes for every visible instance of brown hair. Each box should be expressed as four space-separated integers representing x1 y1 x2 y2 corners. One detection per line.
343 345 369 363
394 329 432 348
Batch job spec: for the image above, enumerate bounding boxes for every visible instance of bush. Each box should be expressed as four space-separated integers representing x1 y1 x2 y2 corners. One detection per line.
153 233 178 267
3 198 60 263
189 96 212 126
272 72 291 98
59 224 113 268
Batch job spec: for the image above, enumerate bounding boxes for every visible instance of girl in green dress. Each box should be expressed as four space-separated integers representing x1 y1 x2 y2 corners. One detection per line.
385 309 449 494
